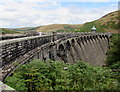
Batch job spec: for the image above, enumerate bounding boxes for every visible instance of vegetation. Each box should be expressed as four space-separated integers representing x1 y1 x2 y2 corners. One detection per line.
101 21 119 29
76 21 105 32
99 10 119 29
36 24 81 33
5 60 119 91
107 34 120 66
36 10 119 33
106 34 120 86
0 28 20 34
77 10 119 33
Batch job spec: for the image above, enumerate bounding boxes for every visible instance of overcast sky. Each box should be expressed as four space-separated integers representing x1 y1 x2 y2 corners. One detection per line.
0 0 119 28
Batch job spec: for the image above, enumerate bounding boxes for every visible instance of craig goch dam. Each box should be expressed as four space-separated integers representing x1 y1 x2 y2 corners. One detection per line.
1 32 112 81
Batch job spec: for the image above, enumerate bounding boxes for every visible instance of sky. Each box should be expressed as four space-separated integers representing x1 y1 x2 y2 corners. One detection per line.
0 0 119 28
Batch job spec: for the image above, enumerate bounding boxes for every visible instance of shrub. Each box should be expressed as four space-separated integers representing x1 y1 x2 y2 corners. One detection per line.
5 60 119 91
106 34 120 66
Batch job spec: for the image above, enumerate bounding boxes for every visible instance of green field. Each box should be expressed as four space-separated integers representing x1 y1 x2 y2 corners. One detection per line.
0 28 20 34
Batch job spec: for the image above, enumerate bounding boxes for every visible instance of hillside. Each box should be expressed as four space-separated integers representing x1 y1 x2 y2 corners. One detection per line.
9 27 32 31
0 28 20 34
36 24 82 32
0 27 37 34
77 10 119 33
35 10 120 33
1 10 119 34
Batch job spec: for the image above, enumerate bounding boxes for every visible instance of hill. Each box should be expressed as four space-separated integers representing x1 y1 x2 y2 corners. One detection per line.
77 10 119 33
36 10 119 33
36 24 82 32
0 28 20 34
0 27 37 34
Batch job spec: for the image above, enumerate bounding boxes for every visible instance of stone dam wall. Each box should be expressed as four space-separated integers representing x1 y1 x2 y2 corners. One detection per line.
0 32 112 81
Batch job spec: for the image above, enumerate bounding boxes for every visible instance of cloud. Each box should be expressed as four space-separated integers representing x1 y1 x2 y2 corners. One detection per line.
0 0 118 28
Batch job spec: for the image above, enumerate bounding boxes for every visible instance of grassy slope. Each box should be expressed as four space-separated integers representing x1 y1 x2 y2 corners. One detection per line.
77 21 105 32
36 24 82 32
0 27 37 34
0 28 20 34
77 10 119 33
36 10 119 33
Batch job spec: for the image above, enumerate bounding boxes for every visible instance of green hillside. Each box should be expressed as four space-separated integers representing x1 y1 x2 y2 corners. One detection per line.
0 27 37 34
36 10 119 33
36 24 82 32
0 28 20 34
76 21 104 32
75 10 119 33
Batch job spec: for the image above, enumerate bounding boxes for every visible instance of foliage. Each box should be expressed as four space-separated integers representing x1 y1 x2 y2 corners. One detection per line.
109 61 120 70
106 34 120 66
106 34 120 86
5 60 119 91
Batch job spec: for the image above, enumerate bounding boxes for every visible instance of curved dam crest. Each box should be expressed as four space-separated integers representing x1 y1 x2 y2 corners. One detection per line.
1 32 112 81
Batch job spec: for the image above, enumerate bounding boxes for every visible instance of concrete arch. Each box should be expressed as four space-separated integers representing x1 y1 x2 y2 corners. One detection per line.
81 36 88 46
71 39 75 46
92 35 98 41
90 36 96 42
57 43 68 63
102 35 109 53
95 35 98 39
99 35 102 38
66 40 71 50
58 43 65 51
80 37 86 45
88 36 93 41
64 40 75 63
86 36 90 40
77 36 88 62
83 36 87 41
75 37 81 44
104 35 109 40
75 38 78 41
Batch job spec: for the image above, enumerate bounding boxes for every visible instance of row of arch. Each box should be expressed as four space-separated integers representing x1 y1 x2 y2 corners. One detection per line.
56 35 109 65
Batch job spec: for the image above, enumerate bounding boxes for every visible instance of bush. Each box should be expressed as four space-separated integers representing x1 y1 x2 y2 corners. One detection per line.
5 59 119 91
106 34 120 66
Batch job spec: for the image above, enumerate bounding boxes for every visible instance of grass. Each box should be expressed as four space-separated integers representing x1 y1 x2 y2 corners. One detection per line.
0 28 20 34
76 21 105 33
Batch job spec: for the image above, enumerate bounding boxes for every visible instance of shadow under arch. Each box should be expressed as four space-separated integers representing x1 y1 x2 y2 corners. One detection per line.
66 40 71 50
58 44 64 51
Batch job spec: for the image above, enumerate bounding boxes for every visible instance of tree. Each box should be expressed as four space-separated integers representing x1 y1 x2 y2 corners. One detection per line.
107 34 120 66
